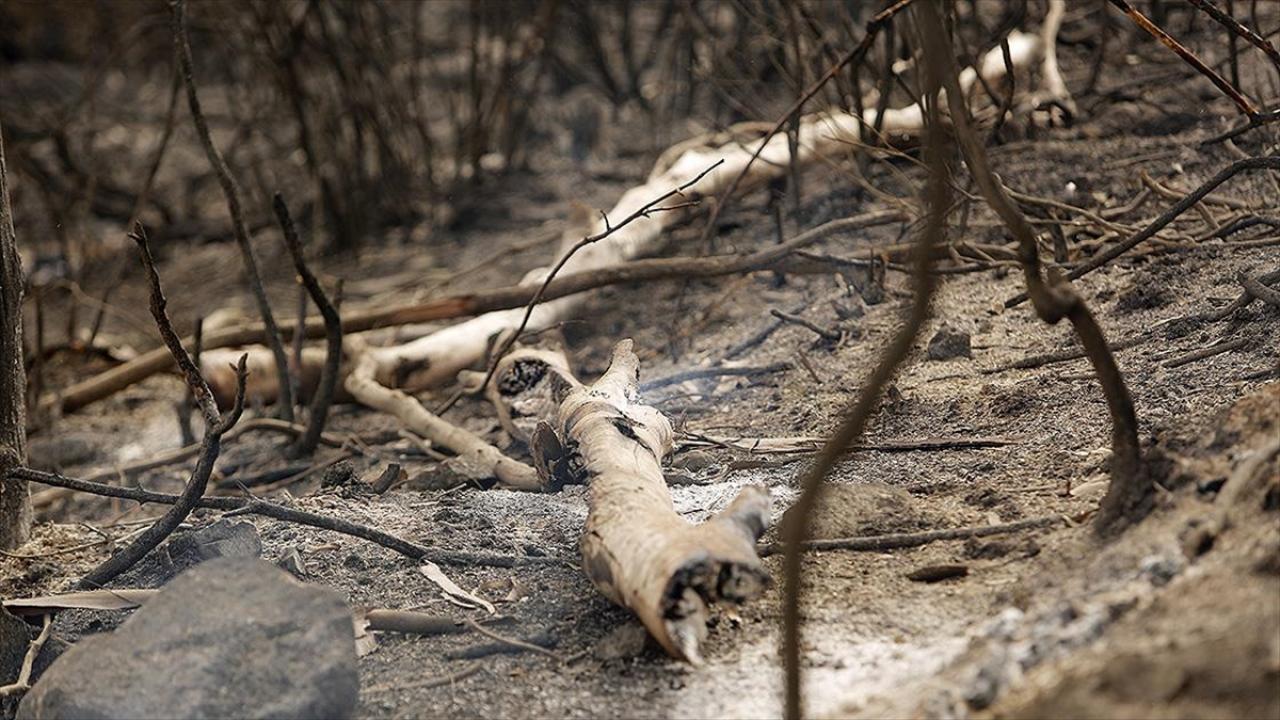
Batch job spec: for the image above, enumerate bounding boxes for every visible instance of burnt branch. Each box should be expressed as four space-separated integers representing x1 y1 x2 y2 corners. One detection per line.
0 123 31 550
273 193 343 457
1006 156 1280 307
1183 0 1280 71
8 466 559 569
78 226 249 588
53 208 903 416
1107 0 1258 116
917 1 1146 535
171 0 295 422
781 9 948 714
696 0 917 245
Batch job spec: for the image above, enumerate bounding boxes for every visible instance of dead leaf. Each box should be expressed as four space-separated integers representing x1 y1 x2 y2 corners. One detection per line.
419 562 496 614
352 608 379 657
3 589 158 616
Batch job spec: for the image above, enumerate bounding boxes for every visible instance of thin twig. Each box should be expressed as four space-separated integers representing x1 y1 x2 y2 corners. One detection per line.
781 9 945 711
640 363 790 392
172 0 294 422
437 159 725 414
1107 0 1257 115
1005 156 1280 308
463 619 562 661
0 614 52 697
10 466 559 568
362 665 481 695
760 516 1061 556
78 226 249 589
274 193 343 457
1164 336 1252 368
177 316 202 446
770 309 841 342
1183 0 1280 70
983 332 1151 374
697 0 918 245
55 209 904 416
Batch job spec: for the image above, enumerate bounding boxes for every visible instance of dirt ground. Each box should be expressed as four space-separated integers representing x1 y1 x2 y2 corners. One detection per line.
4 16 1280 720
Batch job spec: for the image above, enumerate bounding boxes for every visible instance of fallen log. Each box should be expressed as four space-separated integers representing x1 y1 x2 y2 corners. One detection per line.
52 210 903 413
359 30 1048 391
53 22 1053 416
533 340 771 663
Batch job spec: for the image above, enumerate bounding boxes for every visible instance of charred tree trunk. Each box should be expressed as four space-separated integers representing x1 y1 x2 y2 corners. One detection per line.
0 126 32 550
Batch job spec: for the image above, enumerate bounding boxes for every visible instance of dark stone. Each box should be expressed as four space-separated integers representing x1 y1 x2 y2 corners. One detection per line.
322 460 358 488
19 558 358 720
927 324 972 361
119 518 262 587
0 607 31 685
25 435 102 472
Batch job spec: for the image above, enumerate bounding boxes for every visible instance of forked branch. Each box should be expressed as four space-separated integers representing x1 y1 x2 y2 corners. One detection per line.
78 226 249 588
274 193 342 457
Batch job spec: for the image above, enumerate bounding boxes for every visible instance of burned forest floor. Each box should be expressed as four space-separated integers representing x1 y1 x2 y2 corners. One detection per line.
4 45 1280 720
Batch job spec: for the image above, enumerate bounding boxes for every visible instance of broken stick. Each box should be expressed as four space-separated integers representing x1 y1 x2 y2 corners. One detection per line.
344 337 542 490
533 340 770 664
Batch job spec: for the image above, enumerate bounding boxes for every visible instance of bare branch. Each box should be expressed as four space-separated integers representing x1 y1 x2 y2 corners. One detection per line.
917 0 1147 535
171 0 295 422
8 466 559 569
78 226 249 588
696 0 918 245
781 5 948 710
437 159 725 415
273 193 343 457
0 123 31 550
1107 0 1257 116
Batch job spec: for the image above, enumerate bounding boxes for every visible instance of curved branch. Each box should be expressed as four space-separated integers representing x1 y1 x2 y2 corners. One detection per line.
918 1 1146 535
78 227 249 588
274 193 343 456
171 0 294 422
780 10 950 712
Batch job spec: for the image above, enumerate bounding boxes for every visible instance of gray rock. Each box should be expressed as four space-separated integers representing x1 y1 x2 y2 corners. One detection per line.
169 519 262 566
120 518 262 587
322 460 358 488
25 435 102 472
1 607 31 685
19 558 358 720
672 450 716 473
276 546 307 578
927 324 972 361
